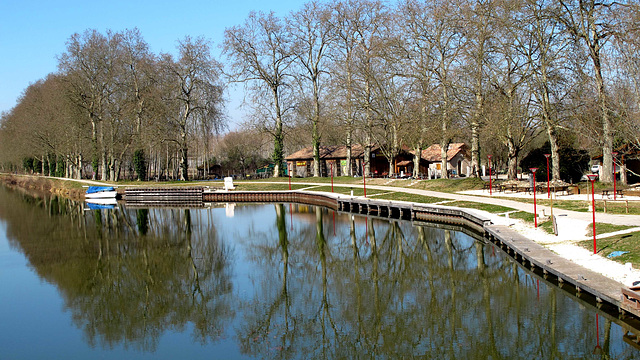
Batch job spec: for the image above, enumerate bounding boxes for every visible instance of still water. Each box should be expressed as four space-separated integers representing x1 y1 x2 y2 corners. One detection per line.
0 185 638 359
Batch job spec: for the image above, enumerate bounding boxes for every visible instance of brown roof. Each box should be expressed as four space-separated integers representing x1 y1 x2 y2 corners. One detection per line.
285 143 468 162
417 143 468 162
285 144 374 160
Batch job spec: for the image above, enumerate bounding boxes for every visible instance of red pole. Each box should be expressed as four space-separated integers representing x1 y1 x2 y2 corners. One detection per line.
613 152 618 200
530 168 538 227
587 174 597 254
544 154 551 198
288 164 291 190
592 179 596 254
362 162 367 198
488 155 493 195
331 162 334 192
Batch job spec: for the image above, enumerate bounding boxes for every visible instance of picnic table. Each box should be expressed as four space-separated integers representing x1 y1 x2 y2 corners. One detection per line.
601 189 624 198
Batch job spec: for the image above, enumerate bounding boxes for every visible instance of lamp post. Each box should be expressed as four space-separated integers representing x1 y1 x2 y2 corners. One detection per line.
530 168 538 227
612 152 618 200
586 174 598 254
544 154 551 198
487 155 493 195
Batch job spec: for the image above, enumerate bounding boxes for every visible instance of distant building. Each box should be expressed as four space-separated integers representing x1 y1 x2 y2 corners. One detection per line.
285 142 471 178
416 143 471 178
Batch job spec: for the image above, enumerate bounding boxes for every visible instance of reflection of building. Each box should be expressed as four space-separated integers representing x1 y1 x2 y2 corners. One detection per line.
285 143 470 178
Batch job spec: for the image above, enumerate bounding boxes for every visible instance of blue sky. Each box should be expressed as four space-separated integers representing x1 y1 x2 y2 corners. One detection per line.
0 0 308 129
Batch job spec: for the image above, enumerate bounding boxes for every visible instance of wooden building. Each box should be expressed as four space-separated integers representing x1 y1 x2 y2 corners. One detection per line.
285 142 471 178
417 143 471 178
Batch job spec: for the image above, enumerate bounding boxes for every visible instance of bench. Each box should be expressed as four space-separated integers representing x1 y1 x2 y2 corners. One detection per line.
601 189 624 198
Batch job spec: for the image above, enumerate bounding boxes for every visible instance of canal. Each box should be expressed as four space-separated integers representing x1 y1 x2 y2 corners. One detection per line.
0 185 638 359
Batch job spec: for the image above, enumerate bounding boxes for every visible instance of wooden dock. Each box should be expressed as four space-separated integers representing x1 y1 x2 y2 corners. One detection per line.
125 187 204 207
484 225 639 318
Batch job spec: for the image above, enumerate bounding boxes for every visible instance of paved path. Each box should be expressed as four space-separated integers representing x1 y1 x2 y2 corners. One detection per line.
262 181 640 227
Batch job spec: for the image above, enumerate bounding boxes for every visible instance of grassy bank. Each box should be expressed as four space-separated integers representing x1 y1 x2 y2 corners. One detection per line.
0 174 86 199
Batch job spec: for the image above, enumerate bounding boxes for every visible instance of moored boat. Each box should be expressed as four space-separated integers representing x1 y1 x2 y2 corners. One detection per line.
85 186 117 199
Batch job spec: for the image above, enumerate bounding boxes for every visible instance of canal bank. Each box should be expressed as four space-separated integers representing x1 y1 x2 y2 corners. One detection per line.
4 174 640 322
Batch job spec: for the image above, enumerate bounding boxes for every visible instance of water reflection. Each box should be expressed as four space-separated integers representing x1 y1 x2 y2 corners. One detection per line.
0 186 639 359
0 188 233 352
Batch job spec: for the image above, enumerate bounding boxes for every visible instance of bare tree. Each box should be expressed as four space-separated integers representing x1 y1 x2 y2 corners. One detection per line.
556 0 624 183
161 36 225 181
58 29 122 180
289 1 335 177
489 5 540 179
423 0 465 179
513 0 574 181
224 11 293 178
460 0 498 178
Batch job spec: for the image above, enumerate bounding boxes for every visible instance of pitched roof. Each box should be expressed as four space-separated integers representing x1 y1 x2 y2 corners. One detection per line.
285 143 469 162
285 144 370 160
417 143 468 162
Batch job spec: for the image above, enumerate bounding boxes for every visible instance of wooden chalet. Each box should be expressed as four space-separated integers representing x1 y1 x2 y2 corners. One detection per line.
285 143 471 178
416 143 471 178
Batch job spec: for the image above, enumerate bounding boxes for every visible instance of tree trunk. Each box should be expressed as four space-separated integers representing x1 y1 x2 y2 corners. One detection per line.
471 83 483 178
312 79 321 177
440 139 449 179
364 144 371 177
76 153 83 179
413 145 421 178
546 123 560 181
346 133 352 177
621 157 628 185
506 138 518 180
100 127 107 181
272 88 283 178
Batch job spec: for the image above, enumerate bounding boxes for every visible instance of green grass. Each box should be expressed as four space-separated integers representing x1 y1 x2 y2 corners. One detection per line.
577 232 640 266
584 223 635 237
495 196 640 215
509 211 535 222
446 200 514 213
375 192 447 204
306 185 387 197
410 177 486 193
251 176 362 185
234 183 309 191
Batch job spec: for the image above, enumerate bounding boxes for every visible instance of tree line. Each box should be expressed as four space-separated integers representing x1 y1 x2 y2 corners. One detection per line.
2 0 640 183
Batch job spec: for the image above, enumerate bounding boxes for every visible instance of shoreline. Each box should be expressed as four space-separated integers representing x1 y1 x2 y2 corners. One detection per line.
3 173 640 288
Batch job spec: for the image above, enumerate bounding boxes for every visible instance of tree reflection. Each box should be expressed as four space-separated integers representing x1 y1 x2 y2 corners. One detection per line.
2 185 639 358
0 187 233 352
233 204 640 359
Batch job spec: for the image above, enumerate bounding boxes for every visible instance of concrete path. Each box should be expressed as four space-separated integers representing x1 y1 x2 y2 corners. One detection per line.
272 181 640 226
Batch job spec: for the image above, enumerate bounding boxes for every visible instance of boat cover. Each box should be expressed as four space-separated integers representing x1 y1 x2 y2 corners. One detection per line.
86 186 115 194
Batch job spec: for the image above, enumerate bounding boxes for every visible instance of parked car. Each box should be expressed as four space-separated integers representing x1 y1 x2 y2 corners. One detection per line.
591 164 601 173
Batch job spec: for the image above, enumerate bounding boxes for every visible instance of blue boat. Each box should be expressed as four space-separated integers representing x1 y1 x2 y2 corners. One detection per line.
85 186 117 199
